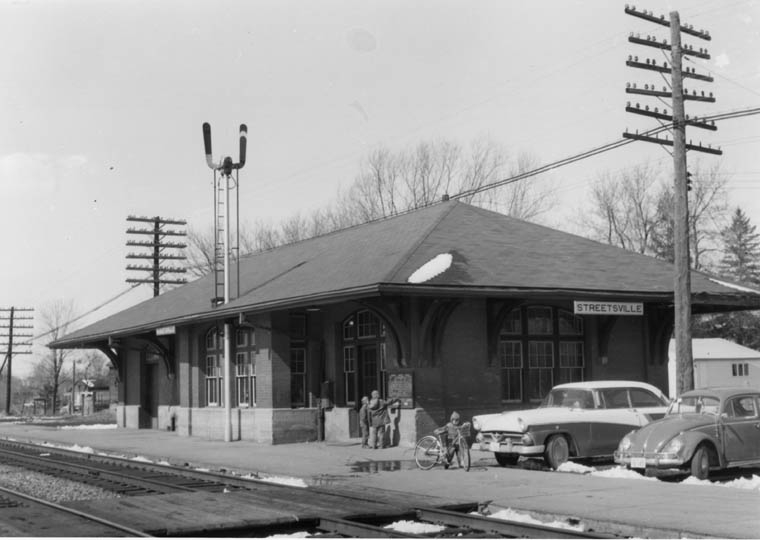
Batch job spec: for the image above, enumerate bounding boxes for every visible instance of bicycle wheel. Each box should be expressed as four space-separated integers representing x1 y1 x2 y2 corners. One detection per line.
415 435 443 470
457 436 471 471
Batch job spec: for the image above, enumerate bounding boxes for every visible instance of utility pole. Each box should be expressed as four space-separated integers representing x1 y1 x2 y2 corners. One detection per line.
202 122 247 442
126 216 188 296
0 307 34 414
623 5 719 395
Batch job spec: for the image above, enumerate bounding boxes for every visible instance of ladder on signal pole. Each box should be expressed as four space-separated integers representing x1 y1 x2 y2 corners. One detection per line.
212 171 240 306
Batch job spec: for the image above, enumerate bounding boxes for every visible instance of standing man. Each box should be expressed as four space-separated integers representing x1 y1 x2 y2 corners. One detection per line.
367 390 400 449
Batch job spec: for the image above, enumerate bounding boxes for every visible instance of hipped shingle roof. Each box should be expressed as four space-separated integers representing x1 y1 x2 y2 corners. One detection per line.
51 201 760 348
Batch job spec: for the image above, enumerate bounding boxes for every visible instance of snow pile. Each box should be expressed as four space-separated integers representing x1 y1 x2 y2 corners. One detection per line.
59 424 118 430
682 474 760 491
385 520 446 534
41 442 95 454
486 508 585 532
407 253 453 283
257 475 308 488
591 466 656 481
130 455 153 463
556 461 595 474
266 532 310 538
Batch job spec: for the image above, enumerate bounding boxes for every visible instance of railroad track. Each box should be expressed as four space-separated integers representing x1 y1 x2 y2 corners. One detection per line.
0 486 148 537
0 439 616 537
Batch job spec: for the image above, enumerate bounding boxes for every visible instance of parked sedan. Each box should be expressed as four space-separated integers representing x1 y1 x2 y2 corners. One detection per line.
473 381 669 469
615 387 760 479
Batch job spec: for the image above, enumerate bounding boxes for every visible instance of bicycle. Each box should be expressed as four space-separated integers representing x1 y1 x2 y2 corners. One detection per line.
414 422 471 471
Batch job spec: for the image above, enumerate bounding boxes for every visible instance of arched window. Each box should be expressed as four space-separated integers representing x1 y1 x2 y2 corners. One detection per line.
497 306 584 403
342 310 395 406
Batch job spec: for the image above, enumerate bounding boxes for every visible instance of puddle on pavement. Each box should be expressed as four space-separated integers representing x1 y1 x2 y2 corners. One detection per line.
349 459 417 473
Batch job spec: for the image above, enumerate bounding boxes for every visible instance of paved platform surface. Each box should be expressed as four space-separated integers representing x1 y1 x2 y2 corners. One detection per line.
0 422 758 538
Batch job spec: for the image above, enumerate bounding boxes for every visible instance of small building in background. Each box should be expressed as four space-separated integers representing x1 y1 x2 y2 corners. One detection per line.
669 338 760 395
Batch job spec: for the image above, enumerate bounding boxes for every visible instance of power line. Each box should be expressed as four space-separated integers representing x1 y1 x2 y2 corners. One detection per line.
451 105 760 202
32 284 142 343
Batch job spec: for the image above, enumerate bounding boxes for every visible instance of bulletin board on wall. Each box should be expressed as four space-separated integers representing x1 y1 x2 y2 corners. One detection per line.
387 370 414 408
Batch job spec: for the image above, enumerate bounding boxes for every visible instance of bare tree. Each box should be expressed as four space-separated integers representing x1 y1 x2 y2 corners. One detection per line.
39 299 76 414
581 163 662 254
581 161 729 270
471 151 556 220
186 136 556 273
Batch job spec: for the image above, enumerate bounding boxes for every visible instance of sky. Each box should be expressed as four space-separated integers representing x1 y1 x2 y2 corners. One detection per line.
1 0 759 377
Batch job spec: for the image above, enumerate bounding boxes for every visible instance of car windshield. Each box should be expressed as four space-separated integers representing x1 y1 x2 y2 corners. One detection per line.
540 388 594 409
667 395 720 416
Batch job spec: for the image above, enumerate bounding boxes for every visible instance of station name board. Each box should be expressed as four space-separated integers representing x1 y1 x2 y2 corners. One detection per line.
156 325 176 336
573 301 643 316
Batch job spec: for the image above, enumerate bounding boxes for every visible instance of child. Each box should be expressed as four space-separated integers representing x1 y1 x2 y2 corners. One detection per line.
434 411 461 468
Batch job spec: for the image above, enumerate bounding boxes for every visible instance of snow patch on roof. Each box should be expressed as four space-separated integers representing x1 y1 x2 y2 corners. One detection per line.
407 253 453 283
709 278 760 294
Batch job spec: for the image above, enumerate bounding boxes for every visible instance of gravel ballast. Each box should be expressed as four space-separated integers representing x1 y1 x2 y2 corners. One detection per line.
0 464 120 503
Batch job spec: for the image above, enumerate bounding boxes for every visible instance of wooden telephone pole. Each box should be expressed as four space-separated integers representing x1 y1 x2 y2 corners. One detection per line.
623 6 719 395
126 216 188 296
0 307 34 414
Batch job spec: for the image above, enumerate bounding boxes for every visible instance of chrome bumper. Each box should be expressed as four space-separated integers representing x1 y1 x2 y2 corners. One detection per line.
478 439 544 455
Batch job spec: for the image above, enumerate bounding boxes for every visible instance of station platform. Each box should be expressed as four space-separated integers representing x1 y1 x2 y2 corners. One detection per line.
0 421 758 538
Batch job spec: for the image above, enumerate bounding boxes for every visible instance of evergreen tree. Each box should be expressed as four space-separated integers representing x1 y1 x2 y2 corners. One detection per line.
719 207 760 284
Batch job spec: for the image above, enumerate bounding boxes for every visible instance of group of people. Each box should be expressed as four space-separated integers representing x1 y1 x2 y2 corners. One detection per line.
358 390 463 463
358 390 400 449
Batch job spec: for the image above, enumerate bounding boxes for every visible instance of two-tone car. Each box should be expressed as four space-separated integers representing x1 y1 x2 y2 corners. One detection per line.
615 386 760 479
473 380 669 469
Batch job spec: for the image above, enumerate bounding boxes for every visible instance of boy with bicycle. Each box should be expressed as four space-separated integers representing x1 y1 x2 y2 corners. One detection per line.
434 411 462 468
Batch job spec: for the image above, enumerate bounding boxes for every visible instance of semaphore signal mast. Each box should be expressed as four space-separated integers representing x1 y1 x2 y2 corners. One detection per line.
201 122 247 443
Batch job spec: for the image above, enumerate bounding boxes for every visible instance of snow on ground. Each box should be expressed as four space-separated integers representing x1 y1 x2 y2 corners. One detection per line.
385 520 446 534
407 253 453 283
557 462 760 489
59 424 118 430
256 474 308 488
683 474 760 491
485 508 586 532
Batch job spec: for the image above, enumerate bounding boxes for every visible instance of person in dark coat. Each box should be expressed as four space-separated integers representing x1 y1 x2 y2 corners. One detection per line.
358 396 370 448
367 390 400 449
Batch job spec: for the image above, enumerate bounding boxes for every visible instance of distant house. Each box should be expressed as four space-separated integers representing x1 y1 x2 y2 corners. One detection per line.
669 338 760 394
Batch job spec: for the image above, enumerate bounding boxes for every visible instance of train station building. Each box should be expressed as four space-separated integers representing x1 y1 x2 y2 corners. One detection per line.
50 201 760 445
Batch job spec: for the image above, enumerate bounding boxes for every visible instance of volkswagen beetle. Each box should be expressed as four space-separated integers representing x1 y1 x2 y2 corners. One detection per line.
614 387 760 479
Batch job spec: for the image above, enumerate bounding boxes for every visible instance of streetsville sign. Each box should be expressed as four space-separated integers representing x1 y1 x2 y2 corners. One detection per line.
156 325 176 336
573 301 643 316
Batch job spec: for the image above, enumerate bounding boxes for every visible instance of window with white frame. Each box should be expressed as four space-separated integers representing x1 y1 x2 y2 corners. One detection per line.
205 326 257 408
343 346 356 405
528 341 554 401
732 363 750 377
496 306 585 404
205 353 223 406
235 352 254 407
290 347 306 407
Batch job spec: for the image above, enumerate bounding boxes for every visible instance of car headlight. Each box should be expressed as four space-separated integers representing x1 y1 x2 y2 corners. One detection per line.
472 418 481 431
659 437 683 454
618 434 632 452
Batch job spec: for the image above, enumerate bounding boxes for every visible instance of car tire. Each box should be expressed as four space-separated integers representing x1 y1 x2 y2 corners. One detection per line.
690 445 711 480
544 435 570 470
494 452 519 467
